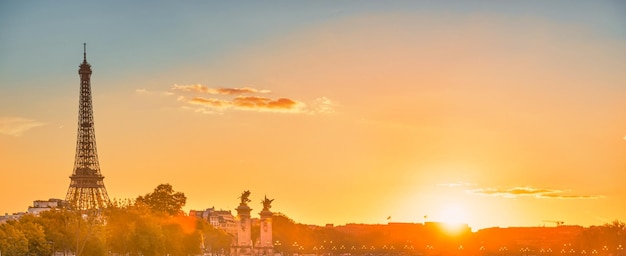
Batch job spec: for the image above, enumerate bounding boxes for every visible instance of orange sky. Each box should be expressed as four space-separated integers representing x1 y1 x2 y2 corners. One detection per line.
1 2 625 230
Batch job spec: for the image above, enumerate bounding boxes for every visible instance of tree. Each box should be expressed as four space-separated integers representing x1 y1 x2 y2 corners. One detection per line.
0 221 29 255
12 215 53 256
197 219 232 256
104 199 166 256
136 184 187 216
38 209 76 254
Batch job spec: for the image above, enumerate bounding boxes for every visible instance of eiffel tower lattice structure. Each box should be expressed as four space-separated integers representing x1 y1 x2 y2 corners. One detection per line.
65 44 110 210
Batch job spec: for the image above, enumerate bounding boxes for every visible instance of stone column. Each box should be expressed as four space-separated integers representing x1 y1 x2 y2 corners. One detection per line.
234 191 253 256
258 196 274 256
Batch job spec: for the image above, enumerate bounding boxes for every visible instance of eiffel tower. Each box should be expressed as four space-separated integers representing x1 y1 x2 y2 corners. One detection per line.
65 44 110 210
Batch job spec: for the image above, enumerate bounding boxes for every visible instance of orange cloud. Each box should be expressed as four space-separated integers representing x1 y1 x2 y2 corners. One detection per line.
217 88 270 95
185 96 305 113
172 84 270 95
467 186 602 199
166 83 331 114
232 96 298 110
189 97 229 107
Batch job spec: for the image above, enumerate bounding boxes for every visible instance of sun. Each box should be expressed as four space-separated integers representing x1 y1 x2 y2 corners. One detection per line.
437 203 470 235
439 203 468 224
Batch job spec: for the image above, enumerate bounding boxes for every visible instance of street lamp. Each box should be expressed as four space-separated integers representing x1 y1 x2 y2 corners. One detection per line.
48 241 55 256
292 242 300 256
499 246 508 256
426 245 433 255
275 241 282 256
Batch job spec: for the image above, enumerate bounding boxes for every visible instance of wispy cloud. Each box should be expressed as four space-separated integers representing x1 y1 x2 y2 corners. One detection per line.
172 84 271 95
467 186 603 199
310 97 336 114
0 117 46 136
135 88 173 96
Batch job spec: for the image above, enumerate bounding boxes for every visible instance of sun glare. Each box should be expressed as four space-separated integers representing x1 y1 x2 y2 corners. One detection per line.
439 203 467 224
437 203 470 235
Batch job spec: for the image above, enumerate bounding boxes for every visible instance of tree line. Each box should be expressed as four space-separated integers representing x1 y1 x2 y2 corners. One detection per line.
0 184 231 256
1 184 624 256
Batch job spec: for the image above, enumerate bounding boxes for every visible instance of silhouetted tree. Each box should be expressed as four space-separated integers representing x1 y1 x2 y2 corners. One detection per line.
136 183 187 216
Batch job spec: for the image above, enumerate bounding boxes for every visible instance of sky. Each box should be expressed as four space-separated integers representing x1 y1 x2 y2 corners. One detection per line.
1 1 625 230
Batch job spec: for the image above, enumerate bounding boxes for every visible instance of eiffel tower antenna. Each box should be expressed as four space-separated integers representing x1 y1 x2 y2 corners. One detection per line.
65 43 110 210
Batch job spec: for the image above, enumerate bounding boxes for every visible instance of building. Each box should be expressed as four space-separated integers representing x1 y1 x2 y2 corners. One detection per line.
28 198 66 215
190 207 238 236
0 212 27 224
1 198 67 224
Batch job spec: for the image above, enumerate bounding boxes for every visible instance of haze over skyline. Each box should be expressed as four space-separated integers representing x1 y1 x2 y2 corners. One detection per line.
1 1 625 230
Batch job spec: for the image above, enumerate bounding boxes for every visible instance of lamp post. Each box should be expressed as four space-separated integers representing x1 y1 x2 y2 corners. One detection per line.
48 241 55 256
275 240 282 256
499 246 508 256
426 245 433 256
292 242 299 256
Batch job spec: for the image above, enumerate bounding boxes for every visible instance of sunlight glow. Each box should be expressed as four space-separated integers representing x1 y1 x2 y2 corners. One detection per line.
439 203 468 224
437 203 470 236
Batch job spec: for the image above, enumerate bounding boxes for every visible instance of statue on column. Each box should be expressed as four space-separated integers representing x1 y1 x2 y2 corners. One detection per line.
235 190 253 256
239 190 251 205
259 195 274 256
261 195 274 211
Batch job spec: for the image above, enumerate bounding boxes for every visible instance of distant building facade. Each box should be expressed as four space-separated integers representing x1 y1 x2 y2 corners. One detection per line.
190 207 238 236
1 198 66 224
0 212 27 224
28 198 66 215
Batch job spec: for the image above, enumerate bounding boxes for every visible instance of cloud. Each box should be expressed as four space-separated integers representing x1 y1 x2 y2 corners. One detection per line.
310 97 336 114
187 96 305 113
135 88 174 96
232 96 300 110
189 97 229 107
0 117 46 136
172 84 270 95
467 186 603 199
537 194 603 200
168 83 333 114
